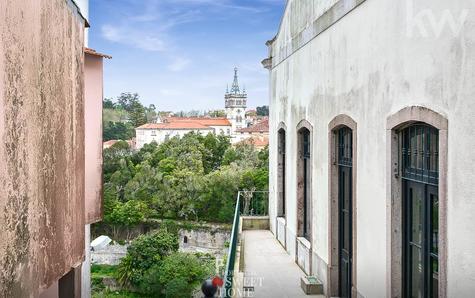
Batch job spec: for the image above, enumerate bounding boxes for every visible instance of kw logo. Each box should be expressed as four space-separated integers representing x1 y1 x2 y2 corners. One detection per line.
406 0 470 38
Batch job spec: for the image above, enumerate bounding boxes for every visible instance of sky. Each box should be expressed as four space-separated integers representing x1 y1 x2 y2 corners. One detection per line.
89 0 286 111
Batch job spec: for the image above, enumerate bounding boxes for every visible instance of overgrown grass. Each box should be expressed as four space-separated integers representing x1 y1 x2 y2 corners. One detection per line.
92 264 118 277
91 265 151 297
91 265 118 293
92 290 148 298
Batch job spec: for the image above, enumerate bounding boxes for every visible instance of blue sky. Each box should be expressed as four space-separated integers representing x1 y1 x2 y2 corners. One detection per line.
89 0 285 111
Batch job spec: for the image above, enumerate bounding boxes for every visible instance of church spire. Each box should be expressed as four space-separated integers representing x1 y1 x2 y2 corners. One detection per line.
230 67 241 94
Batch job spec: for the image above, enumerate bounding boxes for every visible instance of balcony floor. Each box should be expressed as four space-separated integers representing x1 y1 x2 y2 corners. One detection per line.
242 230 324 298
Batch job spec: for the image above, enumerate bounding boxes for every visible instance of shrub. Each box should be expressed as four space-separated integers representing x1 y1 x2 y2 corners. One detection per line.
127 251 213 297
117 229 178 287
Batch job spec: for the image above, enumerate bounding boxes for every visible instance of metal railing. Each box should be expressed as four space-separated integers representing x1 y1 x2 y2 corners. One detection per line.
239 190 269 216
222 190 268 298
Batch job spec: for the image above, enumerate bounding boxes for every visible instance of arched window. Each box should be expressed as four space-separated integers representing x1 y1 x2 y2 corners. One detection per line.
400 124 439 298
277 128 286 217
184 236 188 244
297 127 311 240
387 106 447 298
336 126 353 298
328 114 357 297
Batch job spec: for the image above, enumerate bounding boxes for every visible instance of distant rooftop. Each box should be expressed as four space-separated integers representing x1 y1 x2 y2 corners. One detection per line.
164 117 232 127
84 47 112 59
237 119 269 133
136 122 214 130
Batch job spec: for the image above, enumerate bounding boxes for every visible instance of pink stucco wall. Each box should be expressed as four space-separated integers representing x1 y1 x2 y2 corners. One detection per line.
0 0 86 296
84 53 104 224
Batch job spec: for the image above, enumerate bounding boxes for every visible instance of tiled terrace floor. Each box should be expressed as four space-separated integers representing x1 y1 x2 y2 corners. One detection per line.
242 230 324 298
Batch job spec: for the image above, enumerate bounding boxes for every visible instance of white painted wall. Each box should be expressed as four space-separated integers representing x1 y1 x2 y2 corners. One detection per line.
135 128 214 149
226 106 246 133
209 125 232 136
72 0 89 46
73 0 89 21
268 0 475 297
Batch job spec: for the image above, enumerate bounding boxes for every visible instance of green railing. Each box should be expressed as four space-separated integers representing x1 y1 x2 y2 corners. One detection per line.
222 191 268 298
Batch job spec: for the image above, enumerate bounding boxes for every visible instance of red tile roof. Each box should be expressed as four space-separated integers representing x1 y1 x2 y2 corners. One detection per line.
85 47 112 59
164 117 231 127
239 136 269 148
137 122 214 130
237 119 269 133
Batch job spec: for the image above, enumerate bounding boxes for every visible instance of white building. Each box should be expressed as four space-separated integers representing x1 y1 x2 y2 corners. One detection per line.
136 68 256 148
265 1 475 297
225 68 247 134
135 118 232 149
234 118 269 143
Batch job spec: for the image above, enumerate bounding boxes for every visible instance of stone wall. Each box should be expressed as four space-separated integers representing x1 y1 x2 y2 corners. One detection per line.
91 245 127 266
0 0 86 296
179 227 231 256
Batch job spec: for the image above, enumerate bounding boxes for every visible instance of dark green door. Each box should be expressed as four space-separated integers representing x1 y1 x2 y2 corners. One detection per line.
337 127 353 298
401 124 439 298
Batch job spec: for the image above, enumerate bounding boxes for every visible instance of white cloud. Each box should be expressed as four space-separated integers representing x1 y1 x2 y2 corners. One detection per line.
168 57 191 72
101 24 166 52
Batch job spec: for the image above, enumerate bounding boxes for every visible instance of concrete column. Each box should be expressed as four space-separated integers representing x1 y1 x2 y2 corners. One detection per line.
81 224 91 298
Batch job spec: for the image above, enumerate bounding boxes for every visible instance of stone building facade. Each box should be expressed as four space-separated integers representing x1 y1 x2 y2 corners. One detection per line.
265 0 475 297
225 67 248 134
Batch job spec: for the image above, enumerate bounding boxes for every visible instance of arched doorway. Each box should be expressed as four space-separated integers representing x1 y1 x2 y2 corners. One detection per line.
297 127 311 240
337 126 353 298
400 124 439 298
328 115 358 297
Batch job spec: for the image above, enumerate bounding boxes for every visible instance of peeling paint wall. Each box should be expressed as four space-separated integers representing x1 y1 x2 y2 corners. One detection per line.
267 0 475 297
0 0 86 296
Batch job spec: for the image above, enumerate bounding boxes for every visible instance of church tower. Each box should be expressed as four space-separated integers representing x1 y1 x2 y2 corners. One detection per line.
225 67 247 134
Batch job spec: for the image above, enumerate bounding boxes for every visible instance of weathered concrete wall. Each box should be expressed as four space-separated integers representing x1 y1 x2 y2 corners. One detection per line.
268 0 475 297
241 216 270 231
179 228 231 256
91 245 127 266
0 0 86 296
84 53 103 224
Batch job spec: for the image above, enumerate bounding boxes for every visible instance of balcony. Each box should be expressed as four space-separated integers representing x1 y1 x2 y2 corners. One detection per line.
222 191 324 298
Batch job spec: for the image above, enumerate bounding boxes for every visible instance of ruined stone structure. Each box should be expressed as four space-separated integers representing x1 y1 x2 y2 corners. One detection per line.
265 0 475 297
179 227 231 256
0 1 107 297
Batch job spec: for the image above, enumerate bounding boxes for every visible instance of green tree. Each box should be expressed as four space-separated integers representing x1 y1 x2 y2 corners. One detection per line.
256 105 269 116
103 121 135 141
208 110 226 117
117 229 179 287
103 98 115 109
103 141 132 181
222 142 259 168
139 252 213 297
116 92 140 112
198 164 242 222
128 99 148 128
200 133 231 174
146 104 158 123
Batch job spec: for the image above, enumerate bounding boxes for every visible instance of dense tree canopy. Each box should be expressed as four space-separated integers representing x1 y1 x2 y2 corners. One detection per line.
103 93 157 141
101 132 269 229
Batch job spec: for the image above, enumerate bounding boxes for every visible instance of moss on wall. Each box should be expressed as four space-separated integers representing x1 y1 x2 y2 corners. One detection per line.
0 0 86 296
